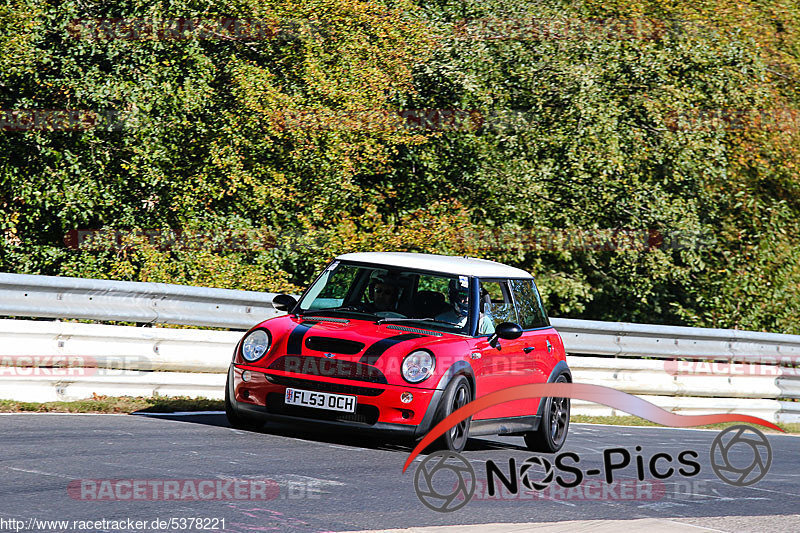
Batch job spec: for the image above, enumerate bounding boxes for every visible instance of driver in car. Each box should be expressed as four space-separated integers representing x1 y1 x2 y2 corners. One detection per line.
365 274 405 318
373 281 399 312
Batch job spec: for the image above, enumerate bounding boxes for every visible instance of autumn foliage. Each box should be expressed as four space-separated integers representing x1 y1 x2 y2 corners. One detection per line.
2 0 799 333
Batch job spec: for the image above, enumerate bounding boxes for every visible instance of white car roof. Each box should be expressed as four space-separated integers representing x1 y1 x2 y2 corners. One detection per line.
336 252 533 279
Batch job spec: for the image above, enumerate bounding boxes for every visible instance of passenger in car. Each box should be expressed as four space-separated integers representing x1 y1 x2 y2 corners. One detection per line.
412 290 448 318
435 280 494 334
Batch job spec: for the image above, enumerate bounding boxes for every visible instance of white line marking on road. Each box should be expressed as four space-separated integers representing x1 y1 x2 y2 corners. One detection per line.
661 518 727 532
133 411 225 416
263 474 346 486
0 412 128 416
324 443 374 451
337 518 729 532
729 483 800 498
5 466 72 479
0 411 224 416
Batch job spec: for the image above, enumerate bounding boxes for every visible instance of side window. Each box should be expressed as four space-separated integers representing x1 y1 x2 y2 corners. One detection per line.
509 279 549 329
412 273 452 317
479 280 518 327
416 274 451 294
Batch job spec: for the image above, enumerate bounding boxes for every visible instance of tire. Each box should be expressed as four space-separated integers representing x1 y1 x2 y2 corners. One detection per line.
225 373 262 430
431 375 472 452
524 373 570 453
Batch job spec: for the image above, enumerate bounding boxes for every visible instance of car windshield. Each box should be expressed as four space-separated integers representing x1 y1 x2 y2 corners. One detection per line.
296 261 473 335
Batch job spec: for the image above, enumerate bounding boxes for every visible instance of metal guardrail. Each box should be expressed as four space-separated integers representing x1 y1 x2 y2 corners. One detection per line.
0 318 239 373
0 272 798 422
551 318 800 360
0 272 282 328
4 271 800 356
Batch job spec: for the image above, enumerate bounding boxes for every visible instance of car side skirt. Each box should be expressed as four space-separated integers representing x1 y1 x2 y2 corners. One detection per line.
469 415 541 436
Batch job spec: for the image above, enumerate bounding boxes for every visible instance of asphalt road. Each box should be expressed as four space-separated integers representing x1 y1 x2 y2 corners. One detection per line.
0 413 798 532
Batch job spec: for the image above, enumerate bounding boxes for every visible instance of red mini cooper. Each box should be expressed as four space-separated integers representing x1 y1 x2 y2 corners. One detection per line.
226 252 571 452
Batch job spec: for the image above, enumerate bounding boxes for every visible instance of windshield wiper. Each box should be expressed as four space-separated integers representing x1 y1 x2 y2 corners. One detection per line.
376 317 443 325
299 306 374 317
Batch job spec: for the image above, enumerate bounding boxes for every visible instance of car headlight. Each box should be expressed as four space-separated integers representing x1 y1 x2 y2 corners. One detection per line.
241 329 271 362
402 350 435 384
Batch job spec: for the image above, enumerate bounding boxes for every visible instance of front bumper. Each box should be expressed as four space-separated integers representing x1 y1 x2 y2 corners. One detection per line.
227 365 443 438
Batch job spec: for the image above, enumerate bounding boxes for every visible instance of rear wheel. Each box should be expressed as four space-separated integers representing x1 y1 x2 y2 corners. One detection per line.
524 374 570 453
431 375 472 452
225 373 262 430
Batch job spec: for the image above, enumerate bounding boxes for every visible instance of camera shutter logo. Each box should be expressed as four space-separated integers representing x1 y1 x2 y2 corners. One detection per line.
413 451 476 512
710 425 772 486
519 456 554 491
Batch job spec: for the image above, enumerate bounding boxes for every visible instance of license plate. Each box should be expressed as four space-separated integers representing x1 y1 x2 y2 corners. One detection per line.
284 388 357 413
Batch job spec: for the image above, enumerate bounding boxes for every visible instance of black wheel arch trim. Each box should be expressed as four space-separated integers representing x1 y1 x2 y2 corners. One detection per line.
434 360 475 391
226 366 241 417
412 361 476 438
535 360 572 419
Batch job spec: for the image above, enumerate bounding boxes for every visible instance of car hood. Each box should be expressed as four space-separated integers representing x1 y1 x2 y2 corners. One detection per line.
248 314 469 387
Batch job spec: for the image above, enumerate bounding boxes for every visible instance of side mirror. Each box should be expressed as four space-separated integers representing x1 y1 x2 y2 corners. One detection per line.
497 322 523 339
272 294 298 313
488 322 523 349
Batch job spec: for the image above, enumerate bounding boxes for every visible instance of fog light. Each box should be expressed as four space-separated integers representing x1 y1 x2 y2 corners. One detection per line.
400 392 413 403
242 370 252 382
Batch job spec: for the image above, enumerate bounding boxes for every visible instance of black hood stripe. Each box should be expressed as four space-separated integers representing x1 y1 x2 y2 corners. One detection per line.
359 333 424 365
286 323 315 355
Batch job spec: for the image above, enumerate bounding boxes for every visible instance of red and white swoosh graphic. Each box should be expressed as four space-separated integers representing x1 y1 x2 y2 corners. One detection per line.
402 382 784 473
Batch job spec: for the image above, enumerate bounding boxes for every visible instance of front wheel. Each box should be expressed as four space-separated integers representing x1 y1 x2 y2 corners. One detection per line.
431 375 472 452
524 373 570 453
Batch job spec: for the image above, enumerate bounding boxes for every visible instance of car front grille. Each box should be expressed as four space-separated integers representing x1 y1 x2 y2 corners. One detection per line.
267 355 388 384
264 374 384 397
265 393 379 426
304 336 365 355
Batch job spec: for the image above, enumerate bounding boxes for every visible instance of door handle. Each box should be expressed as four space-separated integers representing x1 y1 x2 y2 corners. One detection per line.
523 346 535 354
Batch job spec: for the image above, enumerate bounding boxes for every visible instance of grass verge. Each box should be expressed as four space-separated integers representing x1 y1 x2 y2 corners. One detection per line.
0 395 224 414
572 415 800 434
